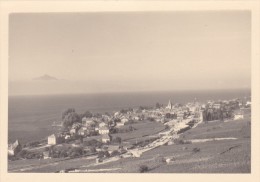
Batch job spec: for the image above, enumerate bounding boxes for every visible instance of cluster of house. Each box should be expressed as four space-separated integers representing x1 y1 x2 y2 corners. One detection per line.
139 100 202 124
47 113 135 146
206 98 251 110
46 100 190 146
204 98 251 121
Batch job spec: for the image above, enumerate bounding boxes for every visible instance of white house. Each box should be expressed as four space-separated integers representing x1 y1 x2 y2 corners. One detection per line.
133 116 140 121
166 157 175 164
78 127 88 136
121 117 129 123
65 134 71 140
71 122 82 129
48 134 63 145
8 140 22 156
99 126 110 135
130 150 142 158
213 103 221 109
116 122 125 128
234 114 244 120
246 101 251 107
43 151 51 159
70 128 78 136
101 134 112 143
99 122 107 128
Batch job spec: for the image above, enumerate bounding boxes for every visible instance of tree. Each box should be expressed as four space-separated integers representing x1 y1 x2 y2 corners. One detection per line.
89 147 96 153
82 111 93 118
93 113 102 118
62 108 75 120
98 151 105 158
59 150 68 158
155 102 161 109
114 118 121 123
79 136 83 144
104 151 110 158
120 109 128 114
63 112 80 128
113 137 122 144
111 150 120 157
139 165 149 173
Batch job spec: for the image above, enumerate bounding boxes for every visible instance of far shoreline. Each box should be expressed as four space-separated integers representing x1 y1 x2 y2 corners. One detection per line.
8 88 251 98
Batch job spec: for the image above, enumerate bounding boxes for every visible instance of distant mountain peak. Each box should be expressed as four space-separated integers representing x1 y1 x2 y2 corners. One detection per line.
33 74 58 81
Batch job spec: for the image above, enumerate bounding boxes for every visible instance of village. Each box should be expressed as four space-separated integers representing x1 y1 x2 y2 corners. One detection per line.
8 97 251 173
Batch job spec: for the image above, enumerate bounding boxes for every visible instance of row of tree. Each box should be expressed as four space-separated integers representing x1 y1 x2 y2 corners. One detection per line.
61 108 104 129
202 108 233 122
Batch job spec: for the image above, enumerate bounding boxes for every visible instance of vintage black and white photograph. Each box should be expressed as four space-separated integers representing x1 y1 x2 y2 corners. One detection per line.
7 10 252 173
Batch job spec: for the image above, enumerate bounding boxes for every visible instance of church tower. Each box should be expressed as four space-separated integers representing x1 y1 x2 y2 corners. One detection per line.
166 100 173 109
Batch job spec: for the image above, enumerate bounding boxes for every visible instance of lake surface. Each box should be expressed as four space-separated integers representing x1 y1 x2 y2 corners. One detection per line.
8 89 250 144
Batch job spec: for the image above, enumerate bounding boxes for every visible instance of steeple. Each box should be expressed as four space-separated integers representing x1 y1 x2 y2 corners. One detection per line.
166 100 173 109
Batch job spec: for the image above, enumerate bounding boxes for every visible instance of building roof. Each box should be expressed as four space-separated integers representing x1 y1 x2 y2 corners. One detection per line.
8 140 21 150
99 126 109 130
48 134 56 138
107 145 120 151
48 134 62 138
43 151 50 156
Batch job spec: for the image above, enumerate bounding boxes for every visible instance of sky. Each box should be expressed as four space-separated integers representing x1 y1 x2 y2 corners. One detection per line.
9 11 251 95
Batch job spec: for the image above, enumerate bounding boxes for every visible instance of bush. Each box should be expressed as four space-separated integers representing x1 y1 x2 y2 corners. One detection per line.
110 128 119 134
65 147 84 158
155 156 166 163
147 117 155 122
89 147 96 153
104 151 110 158
70 152 80 158
110 150 120 157
25 141 40 148
98 151 105 158
84 139 103 148
174 139 191 145
177 126 191 134
59 150 68 158
98 151 110 158
192 147 200 153
16 149 42 159
16 150 28 159
112 137 122 144
117 126 136 133
139 165 149 173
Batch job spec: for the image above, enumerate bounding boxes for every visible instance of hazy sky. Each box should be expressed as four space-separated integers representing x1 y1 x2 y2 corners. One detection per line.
9 11 251 95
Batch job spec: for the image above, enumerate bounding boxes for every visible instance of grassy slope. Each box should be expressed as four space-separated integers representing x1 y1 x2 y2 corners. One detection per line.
111 120 165 144
84 118 251 173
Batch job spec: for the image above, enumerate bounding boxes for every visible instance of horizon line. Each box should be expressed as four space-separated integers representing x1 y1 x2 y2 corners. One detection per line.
8 88 251 97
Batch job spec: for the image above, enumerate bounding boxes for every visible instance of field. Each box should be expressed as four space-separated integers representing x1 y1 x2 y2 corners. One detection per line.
9 156 96 173
111 120 165 144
